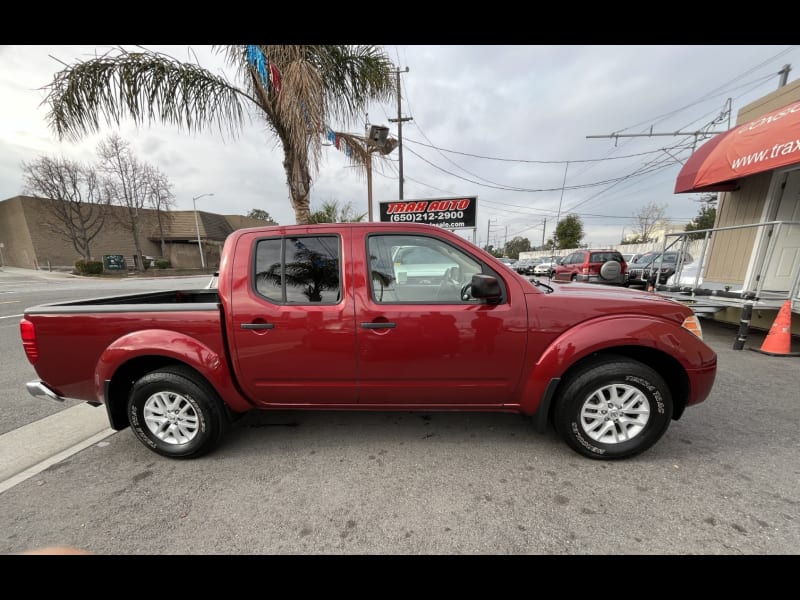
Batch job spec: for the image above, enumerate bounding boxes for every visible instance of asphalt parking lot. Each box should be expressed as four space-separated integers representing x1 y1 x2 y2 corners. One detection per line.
1 296 798 555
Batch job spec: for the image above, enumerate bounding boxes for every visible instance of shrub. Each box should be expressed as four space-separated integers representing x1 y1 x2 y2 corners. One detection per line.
155 259 171 269
74 259 103 275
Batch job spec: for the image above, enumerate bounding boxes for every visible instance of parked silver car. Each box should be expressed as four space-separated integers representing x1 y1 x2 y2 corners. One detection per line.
515 258 540 275
532 256 562 277
497 257 518 270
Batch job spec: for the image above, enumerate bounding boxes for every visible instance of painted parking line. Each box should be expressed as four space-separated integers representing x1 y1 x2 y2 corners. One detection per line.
0 314 23 319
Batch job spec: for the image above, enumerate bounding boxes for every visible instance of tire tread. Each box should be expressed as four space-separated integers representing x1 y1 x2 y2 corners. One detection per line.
129 365 228 459
554 355 672 460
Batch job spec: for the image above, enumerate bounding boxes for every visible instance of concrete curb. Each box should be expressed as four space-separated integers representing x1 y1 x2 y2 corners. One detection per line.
0 403 115 493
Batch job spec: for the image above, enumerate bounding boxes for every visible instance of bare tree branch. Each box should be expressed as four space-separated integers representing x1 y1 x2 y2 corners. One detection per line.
97 134 151 271
21 156 109 261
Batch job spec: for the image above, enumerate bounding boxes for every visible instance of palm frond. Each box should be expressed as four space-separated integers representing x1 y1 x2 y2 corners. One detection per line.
278 51 326 170
331 131 373 176
219 45 318 167
44 48 252 142
312 45 395 126
219 45 395 172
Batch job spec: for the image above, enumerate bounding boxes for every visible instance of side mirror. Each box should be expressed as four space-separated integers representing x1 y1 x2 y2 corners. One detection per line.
469 273 502 303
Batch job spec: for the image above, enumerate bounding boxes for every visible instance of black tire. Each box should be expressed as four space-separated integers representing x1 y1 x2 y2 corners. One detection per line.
553 356 672 460
128 366 228 459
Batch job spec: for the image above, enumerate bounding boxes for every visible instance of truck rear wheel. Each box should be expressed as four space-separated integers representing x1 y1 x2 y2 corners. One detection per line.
553 356 673 460
128 366 228 459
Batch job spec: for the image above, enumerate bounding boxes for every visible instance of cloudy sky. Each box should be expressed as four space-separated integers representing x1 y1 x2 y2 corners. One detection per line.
2 44 799 248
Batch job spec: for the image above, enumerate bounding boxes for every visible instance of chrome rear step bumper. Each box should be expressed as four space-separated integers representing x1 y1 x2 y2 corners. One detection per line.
26 381 66 402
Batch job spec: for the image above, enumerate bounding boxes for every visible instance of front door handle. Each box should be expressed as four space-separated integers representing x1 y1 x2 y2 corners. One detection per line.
360 322 396 329
241 323 275 330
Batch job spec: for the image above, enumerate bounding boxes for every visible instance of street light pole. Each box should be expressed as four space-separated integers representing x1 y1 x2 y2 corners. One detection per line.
192 193 214 270
364 124 396 222
325 125 395 223
367 151 374 222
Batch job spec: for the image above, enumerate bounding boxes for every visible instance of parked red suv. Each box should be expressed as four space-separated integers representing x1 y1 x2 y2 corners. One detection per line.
552 249 628 286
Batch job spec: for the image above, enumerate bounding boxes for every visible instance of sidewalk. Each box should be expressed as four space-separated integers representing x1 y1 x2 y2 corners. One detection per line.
0 265 211 280
0 266 78 279
0 403 114 494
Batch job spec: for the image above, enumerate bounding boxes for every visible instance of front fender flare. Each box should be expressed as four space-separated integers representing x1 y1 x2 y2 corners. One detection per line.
519 314 714 416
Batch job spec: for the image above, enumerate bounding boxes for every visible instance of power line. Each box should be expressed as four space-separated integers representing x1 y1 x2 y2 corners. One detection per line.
403 144 675 193
611 47 796 135
402 137 685 164
394 55 699 212
381 45 792 243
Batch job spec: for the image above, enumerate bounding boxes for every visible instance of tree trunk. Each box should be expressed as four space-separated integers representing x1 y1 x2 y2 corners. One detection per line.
157 211 166 257
283 146 312 224
130 210 145 272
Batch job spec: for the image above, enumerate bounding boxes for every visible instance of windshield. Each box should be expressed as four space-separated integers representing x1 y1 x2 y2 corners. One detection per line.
632 253 660 265
632 252 689 266
393 246 452 265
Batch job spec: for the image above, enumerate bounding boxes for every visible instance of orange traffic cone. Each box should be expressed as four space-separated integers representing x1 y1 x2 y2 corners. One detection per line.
750 300 800 356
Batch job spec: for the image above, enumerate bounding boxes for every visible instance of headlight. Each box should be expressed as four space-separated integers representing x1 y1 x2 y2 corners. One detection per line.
682 315 703 340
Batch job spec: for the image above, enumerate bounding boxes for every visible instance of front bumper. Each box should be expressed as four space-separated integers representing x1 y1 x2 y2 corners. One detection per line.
575 274 627 285
26 380 67 403
627 269 673 285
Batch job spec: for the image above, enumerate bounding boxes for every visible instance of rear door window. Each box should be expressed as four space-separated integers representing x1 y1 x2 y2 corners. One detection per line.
254 235 341 304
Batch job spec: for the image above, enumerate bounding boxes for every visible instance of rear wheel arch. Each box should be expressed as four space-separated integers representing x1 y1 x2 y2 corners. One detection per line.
106 357 236 430
105 356 186 430
127 364 230 458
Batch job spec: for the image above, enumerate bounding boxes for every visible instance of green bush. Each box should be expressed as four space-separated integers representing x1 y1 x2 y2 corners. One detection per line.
74 259 103 275
155 259 171 269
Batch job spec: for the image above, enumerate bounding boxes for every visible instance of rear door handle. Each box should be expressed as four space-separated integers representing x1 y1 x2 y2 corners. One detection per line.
360 322 396 329
241 323 275 330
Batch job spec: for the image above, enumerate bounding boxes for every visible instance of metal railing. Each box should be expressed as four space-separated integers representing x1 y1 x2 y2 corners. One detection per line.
658 220 800 307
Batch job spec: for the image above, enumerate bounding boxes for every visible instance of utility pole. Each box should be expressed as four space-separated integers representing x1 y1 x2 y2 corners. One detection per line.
553 162 569 250
587 101 731 153
778 64 792 88
388 66 412 200
541 218 546 249
365 119 374 223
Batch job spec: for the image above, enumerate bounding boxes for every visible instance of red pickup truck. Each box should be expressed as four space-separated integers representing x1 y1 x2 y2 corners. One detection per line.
19 223 717 461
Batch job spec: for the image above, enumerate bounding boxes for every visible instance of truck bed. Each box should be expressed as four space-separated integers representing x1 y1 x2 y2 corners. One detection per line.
22 289 225 403
24 289 219 313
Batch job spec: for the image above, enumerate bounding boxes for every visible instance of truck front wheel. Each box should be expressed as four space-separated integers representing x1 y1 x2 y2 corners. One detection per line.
128 366 228 459
553 357 673 460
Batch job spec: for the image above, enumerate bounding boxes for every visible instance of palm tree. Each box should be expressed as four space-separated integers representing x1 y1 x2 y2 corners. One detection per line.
43 45 395 224
308 199 367 223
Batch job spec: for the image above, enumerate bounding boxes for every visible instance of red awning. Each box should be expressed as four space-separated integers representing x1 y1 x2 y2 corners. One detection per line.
675 100 800 193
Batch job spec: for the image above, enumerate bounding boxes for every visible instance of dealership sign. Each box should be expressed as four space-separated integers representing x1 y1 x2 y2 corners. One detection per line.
379 196 477 229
